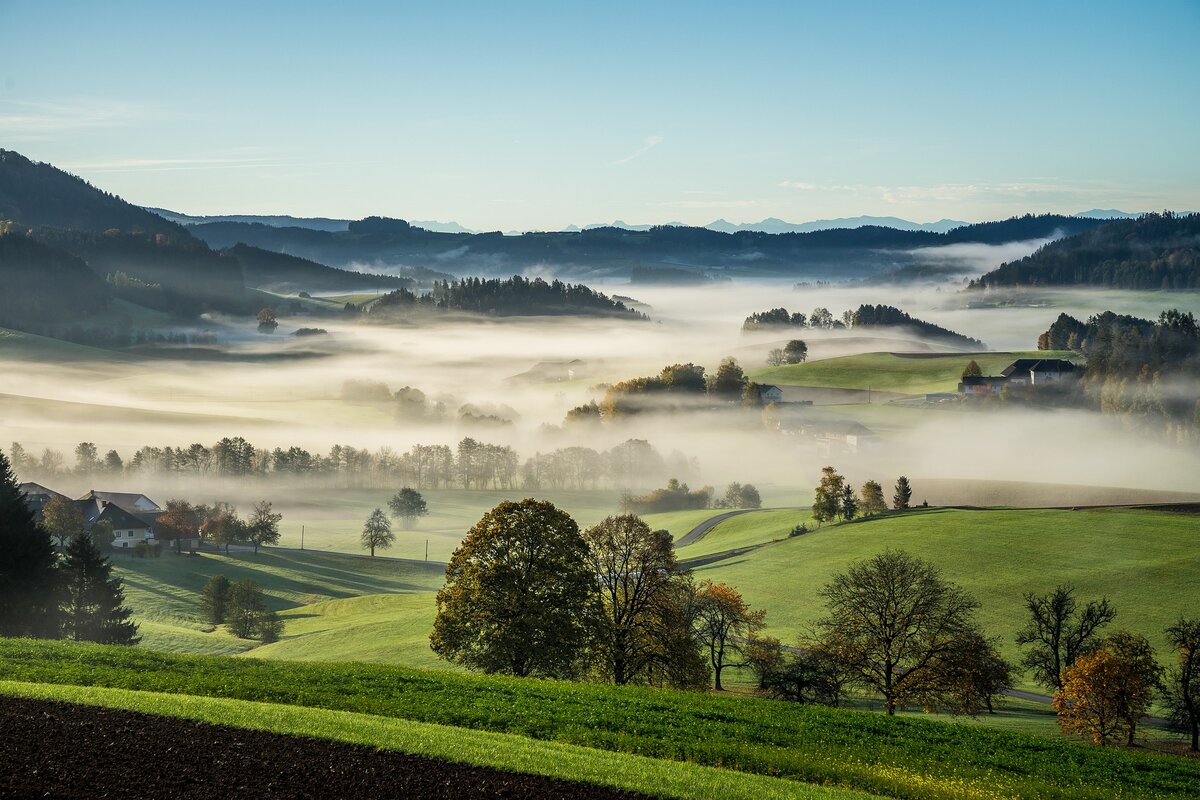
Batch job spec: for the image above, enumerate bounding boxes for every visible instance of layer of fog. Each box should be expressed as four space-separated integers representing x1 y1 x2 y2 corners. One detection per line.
3 281 1200 505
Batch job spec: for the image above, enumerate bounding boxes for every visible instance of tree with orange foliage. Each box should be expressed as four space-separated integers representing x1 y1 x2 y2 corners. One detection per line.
692 580 766 690
1053 631 1161 746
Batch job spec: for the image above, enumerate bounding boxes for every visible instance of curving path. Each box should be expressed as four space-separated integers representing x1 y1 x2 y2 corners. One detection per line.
672 509 762 548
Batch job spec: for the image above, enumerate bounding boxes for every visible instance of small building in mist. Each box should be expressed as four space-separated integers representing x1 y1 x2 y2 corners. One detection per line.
958 358 1078 395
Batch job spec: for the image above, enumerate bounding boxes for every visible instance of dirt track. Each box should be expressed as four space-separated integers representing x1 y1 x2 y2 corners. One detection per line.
0 696 650 799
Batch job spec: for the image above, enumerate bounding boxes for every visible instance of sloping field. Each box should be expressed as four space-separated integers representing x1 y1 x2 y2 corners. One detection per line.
694 507 1199 672
2 640 1197 800
751 350 1076 395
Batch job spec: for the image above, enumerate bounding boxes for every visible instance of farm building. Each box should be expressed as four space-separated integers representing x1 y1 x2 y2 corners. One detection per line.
17 484 199 551
958 358 1078 395
758 384 784 403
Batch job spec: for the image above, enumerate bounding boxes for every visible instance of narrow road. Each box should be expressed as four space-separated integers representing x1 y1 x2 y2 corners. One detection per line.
673 509 761 548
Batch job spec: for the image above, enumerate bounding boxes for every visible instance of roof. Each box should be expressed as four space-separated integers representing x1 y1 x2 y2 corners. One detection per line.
1000 359 1076 377
77 490 161 513
959 376 1008 386
18 483 67 501
759 384 782 393
96 503 153 531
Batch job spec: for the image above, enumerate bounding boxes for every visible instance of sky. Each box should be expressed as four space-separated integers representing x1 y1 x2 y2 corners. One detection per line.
1 0 1198 231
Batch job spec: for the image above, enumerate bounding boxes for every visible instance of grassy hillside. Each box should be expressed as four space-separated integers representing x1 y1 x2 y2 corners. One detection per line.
751 351 1076 395
113 549 443 657
693 507 1199 675
2 639 1197 799
676 509 815 558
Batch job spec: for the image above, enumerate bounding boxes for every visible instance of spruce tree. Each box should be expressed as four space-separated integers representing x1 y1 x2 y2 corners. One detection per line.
0 449 62 638
893 476 913 510
60 533 140 645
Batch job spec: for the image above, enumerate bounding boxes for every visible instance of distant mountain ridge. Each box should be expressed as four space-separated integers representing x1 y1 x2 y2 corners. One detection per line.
704 216 969 234
147 208 477 234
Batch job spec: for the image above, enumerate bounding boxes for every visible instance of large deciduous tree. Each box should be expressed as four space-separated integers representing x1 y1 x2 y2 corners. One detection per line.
42 496 86 549
705 357 747 400
0 449 62 638
245 500 282 553
581 515 702 687
360 508 394 557
201 575 231 625
692 580 766 691
155 499 199 553
1015 584 1115 690
387 487 429 529
60 533 139 645
860 480 887 516
1163 617 1200 752
1053 631 1160 747
431 499 593 678
783 339 808 364
816 549 983 715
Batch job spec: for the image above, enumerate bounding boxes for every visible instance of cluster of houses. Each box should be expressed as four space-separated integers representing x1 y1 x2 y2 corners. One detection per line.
18 484 201 550
957 358 1078 396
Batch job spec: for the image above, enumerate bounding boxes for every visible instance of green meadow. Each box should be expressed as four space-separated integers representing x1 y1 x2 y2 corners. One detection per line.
751 350 1077 395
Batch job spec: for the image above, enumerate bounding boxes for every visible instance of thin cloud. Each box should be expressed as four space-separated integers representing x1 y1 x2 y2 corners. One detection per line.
0 99 147 141
613 135 664 165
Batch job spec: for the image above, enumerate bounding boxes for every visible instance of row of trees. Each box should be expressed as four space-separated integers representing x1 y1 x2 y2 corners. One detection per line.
742 304 983 348
0 451 139 646
8 437 683 492
431 502 766 690
619 479 762 514
367 276 647 319
812 466 912 523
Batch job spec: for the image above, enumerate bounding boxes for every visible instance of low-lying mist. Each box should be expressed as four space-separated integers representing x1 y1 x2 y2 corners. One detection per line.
3 279 1199 513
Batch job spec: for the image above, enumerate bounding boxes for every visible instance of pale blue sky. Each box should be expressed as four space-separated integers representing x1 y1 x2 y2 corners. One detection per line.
1 0 1197 229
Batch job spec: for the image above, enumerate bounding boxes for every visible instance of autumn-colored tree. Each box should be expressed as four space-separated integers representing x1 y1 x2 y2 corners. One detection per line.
42 495 86 548
582 515 701 686
1100 630 1163 744
1054 649 1125 745
256 307 278 331
692 580 766 690
155 499 199 553
431 499 593 678
360 508 394 556
1163 617 1200 752
860 480 887 515
817 550 983 715
962 360 983 378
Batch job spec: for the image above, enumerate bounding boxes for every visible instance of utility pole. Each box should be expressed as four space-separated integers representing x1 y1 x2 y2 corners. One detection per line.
301 525 305 550
425 539 428 562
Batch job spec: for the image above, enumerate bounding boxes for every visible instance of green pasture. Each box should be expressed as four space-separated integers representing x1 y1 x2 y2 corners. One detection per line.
3 640 1197 799
693 507 1199 678
751 350 1076 395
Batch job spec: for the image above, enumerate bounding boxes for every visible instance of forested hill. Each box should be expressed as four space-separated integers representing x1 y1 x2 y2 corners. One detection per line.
368 276 647 319
188 214 1106 278
970 213 1200 290
224 243 413 293
0 150 188 238
850 304 984 348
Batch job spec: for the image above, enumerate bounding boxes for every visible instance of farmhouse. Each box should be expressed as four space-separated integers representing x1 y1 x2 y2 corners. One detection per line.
758 384 784 403
957 358 1077 395
16 484 198 550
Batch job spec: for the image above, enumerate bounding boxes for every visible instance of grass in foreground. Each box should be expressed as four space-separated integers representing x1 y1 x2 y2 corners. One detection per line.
0 681 863 800
750 350 1075 395
1 639 1196 800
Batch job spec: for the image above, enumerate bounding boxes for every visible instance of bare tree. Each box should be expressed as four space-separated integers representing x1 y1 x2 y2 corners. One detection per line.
817 549 983 715
1015 585 1115 690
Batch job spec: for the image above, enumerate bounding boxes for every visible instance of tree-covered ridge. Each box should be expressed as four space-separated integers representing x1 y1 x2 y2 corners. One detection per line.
1036 308 1200 439
0 150 189 238
191 212 1106 279
0 231 109 328
369 276 647 318
850 304 984 348
224 243 412 293
970 212 1200 290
